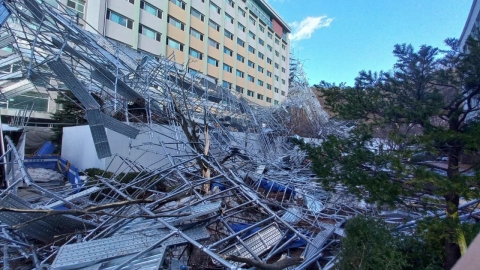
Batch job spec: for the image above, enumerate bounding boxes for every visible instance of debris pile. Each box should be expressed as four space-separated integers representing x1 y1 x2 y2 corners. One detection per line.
0 1 479 269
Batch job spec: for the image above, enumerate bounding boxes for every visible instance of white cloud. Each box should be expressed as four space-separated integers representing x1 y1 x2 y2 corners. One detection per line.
289 16 333 42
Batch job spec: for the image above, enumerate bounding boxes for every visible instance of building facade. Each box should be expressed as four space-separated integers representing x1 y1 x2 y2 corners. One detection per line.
59 0 291 106
459 0 480 50
459 0 480 121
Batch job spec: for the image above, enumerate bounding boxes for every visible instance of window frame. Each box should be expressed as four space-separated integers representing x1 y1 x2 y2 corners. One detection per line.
139 24 161 41
190 8 204 21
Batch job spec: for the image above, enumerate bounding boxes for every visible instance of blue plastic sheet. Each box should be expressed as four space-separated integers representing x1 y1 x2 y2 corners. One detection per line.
34 141 55 156
258 178 295 195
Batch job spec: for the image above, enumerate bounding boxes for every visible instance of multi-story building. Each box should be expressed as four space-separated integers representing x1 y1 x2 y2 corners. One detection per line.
58 0 291 106
459 0 480 49
459 0 480 121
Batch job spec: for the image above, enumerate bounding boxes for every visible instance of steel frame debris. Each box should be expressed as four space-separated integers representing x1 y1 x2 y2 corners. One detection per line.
0 1 477 269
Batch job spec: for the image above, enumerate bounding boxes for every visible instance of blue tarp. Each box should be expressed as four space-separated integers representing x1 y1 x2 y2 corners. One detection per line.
211 181 226 191
34 141 55 156
24 156 82 189
257 178 295 195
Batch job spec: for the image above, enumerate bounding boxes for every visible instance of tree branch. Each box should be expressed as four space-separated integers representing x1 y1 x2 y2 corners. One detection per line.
219 254 304 270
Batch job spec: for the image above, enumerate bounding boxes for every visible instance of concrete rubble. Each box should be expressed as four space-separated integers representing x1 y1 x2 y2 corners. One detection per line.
0 1 479 269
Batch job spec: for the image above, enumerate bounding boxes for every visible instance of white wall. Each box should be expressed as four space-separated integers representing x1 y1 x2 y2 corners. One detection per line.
61 123 300 172
61 125 106 170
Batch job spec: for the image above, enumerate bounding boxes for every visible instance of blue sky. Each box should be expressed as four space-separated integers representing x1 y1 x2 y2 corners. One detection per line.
266 0 473 86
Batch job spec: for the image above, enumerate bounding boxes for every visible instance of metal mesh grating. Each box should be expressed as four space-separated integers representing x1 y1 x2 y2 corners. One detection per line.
86 109 112 158
47 59 100 109
221 223 283 264
102 113 139 139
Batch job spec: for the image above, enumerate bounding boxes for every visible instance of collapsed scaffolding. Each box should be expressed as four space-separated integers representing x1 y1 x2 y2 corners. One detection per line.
0 0 479 269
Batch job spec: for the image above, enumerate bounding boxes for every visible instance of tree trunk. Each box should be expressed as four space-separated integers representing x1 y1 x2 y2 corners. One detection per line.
443 144 463 270
444 192 461 270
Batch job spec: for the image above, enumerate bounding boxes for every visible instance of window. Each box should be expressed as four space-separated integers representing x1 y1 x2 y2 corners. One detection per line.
236 70 244 78
282 55 286 61
106 10 133 29
267 45 272 52
282 79 286 85
267 84 272 90
238 23 245 32
169 0 185 10
275 63 279 69
247 90 254 97
248 46 255 54
167 38 184 51
259 39 264 46
266 97 272 103
207 56 219 67
258 66 264 73
267 32 273 39
259 24 265 32
275 50 279 57
237 38 245 47
141 1 162 18
275 75 279 81
275 39 280 45
124 0 134 4
208 38 220 49
249 16 256 25
209 20 220 31
223 80 232 88
189 48 202 59
282 44 286 50
258 52 264 59
282 67 285 73
267 58 272 64
247 75 254 82
281 90 286 96
274 87 279 93
257 93 263 100
188 68 199 76
236 86 244 94
237 54 245 63
257 80 264 86
223 64 233 73
66 0 85 18
248 60 255 68
227 0 234 8
274 100 279 105
225 30 234 40
210 2 220 14
266 71 272 77
139 24 161 41
238 7 245 17
224 46 233 56
168 16 184 30
248 31 255 40
191 8 204 21
225 13 234 24
190 28 203 40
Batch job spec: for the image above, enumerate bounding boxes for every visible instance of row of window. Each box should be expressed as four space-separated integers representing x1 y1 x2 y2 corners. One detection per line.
113 0 289 48
108 5 287 59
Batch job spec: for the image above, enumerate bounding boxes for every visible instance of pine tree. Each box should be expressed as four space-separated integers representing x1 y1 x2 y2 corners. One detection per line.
301 37 480 269
50 91 87 148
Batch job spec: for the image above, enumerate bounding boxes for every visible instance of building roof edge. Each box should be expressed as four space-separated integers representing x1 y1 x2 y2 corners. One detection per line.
254 0 291 33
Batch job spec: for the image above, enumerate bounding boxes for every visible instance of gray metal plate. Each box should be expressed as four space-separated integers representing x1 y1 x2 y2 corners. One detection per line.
51 226 210 269
221 223 283 264
0 193 93 243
